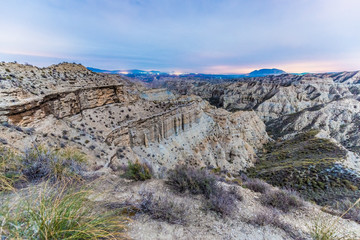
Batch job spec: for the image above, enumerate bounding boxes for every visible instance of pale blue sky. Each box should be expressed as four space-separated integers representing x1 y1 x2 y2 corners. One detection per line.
1 0 360 73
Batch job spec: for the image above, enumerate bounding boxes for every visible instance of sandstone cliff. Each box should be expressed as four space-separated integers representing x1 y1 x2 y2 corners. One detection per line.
0 62 268 175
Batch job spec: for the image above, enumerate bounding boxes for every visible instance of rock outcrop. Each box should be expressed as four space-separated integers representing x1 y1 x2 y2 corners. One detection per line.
164 74 358 121
267 98 360 148
0 62 268 175
163 72 360 170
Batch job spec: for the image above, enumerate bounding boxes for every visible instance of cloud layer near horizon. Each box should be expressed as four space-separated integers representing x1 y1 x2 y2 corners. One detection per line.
1 0 360 73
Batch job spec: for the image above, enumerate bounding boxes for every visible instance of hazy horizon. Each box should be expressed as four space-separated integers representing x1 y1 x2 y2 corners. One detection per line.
2 61 352 75
1 0 360 74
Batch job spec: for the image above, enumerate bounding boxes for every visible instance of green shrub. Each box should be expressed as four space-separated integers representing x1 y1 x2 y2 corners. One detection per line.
309 218 353 240
231 178 243 186
211 166 221 174
124 160 152 181
0 184 127 239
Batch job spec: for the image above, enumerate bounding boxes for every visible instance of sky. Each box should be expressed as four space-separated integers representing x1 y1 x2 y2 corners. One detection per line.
1 0 360 74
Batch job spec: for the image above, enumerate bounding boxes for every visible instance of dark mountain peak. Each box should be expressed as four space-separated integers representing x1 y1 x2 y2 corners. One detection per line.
249 68 286 77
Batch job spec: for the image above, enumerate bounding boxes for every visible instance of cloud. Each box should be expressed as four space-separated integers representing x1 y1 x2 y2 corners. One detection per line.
0 0 360 72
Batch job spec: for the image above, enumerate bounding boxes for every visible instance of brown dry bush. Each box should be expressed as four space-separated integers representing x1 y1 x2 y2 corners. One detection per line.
260 189 304 212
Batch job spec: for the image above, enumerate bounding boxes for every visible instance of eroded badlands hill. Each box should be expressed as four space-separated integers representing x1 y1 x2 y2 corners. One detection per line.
1 62 360 239
163 72 360 170
0 62 268 175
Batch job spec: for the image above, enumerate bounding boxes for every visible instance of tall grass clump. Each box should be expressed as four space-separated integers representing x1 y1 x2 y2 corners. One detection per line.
21 145 86 182
310 198 360 239
0 146 22 191
309 217 354 240
167 165 240 217
58 147 87 164
124 160 152 181
336 199 360 223
0 184 127 239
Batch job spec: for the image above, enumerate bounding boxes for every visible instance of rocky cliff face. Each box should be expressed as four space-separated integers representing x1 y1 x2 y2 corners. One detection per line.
164 72 360 170
164 74 358 120
0 62 268 175
0 85 127 124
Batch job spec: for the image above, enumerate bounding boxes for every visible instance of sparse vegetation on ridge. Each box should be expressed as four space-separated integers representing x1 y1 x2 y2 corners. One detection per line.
247 129 360 232
248 130 358 205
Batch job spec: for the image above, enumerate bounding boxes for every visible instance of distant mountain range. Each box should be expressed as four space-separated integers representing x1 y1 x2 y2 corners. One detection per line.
248 68 286 77
87 68 168 75
87 67 287 78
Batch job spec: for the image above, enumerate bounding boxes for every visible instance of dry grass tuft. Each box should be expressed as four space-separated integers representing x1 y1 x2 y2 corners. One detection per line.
0 146 22 191
0 182 128 239
21 145 86 183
